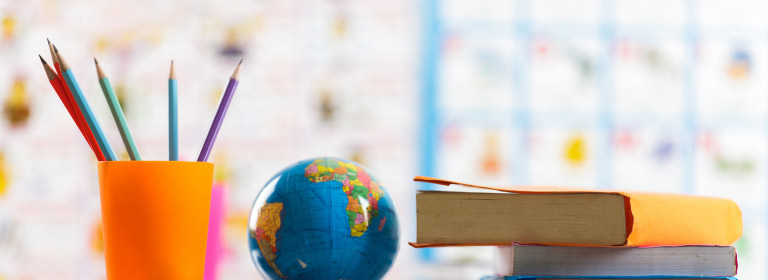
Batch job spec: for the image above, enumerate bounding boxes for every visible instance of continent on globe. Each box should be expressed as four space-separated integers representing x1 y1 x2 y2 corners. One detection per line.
378 216 387 232
252 202 286 278
304 158 384 237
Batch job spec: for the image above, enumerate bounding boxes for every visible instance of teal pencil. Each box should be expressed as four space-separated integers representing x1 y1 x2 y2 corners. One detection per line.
168 61 178 161
95 58 141 161
56 47 117 161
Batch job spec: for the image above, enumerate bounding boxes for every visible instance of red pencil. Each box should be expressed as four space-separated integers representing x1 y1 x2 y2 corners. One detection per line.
40 55 79 126
48 40 105 161
40 54 104 160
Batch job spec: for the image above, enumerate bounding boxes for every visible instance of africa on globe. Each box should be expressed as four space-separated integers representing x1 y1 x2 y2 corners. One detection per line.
248 157 400 279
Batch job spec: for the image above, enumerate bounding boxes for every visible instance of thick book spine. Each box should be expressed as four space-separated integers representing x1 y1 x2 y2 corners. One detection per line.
625 193 742 246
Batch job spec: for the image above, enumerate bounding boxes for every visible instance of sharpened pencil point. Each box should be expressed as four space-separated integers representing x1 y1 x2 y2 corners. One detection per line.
53 44 59 53
231 59 243 80
47 40 58 65
39 54 58 81
169 60 176 79
56 48 71 70
94 58 106 79
47 38 51 44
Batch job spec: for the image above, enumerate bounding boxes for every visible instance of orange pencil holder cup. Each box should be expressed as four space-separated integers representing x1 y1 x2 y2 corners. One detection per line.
98 161 214 280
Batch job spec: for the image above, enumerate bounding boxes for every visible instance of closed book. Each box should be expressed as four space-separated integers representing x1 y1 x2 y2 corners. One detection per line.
495 244 737 277
503 276 737 280
412 176 742 247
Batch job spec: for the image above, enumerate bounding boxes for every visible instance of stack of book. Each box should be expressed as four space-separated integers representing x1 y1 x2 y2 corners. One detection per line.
412 176 743 280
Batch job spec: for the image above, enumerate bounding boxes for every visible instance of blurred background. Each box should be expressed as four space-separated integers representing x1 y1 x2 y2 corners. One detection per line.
0 0 765 279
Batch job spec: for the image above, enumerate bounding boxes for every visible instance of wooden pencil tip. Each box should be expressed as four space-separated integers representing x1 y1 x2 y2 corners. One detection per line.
53 44 59 53
47 38 51 44
169 60 176 79
39 55 57 80
94 58 106 79
47 40 58 63
56 48 70 70
231 59 243 80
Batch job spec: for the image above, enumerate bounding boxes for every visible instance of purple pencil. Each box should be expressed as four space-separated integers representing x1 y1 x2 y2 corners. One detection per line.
197 59 242 162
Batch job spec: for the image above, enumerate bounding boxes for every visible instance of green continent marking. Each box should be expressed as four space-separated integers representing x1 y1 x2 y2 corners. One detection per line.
305 159 384 237
252 202 287 278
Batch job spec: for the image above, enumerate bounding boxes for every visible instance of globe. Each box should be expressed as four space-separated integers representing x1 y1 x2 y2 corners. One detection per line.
248 157 400 279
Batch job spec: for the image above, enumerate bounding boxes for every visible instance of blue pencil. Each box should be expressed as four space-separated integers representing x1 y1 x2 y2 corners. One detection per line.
169 61 178 161
55 47 117 161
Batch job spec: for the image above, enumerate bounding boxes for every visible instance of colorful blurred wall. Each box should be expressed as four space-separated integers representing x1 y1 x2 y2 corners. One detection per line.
0 0 765 279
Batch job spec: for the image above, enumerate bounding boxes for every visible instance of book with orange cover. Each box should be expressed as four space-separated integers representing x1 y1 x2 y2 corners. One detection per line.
412 176 742 248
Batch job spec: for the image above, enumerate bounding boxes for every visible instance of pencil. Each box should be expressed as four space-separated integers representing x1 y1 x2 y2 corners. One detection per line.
169 60 178 161
95 58 141 160
50 41 106 161
40 55 88 137
40 56 78 128
197 59 242 162
56 48 117 161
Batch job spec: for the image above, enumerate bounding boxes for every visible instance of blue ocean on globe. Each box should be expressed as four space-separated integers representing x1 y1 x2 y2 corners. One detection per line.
248 157 400 280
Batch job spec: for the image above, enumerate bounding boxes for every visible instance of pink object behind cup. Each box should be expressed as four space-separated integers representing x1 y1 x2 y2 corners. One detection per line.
204 184 227 280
